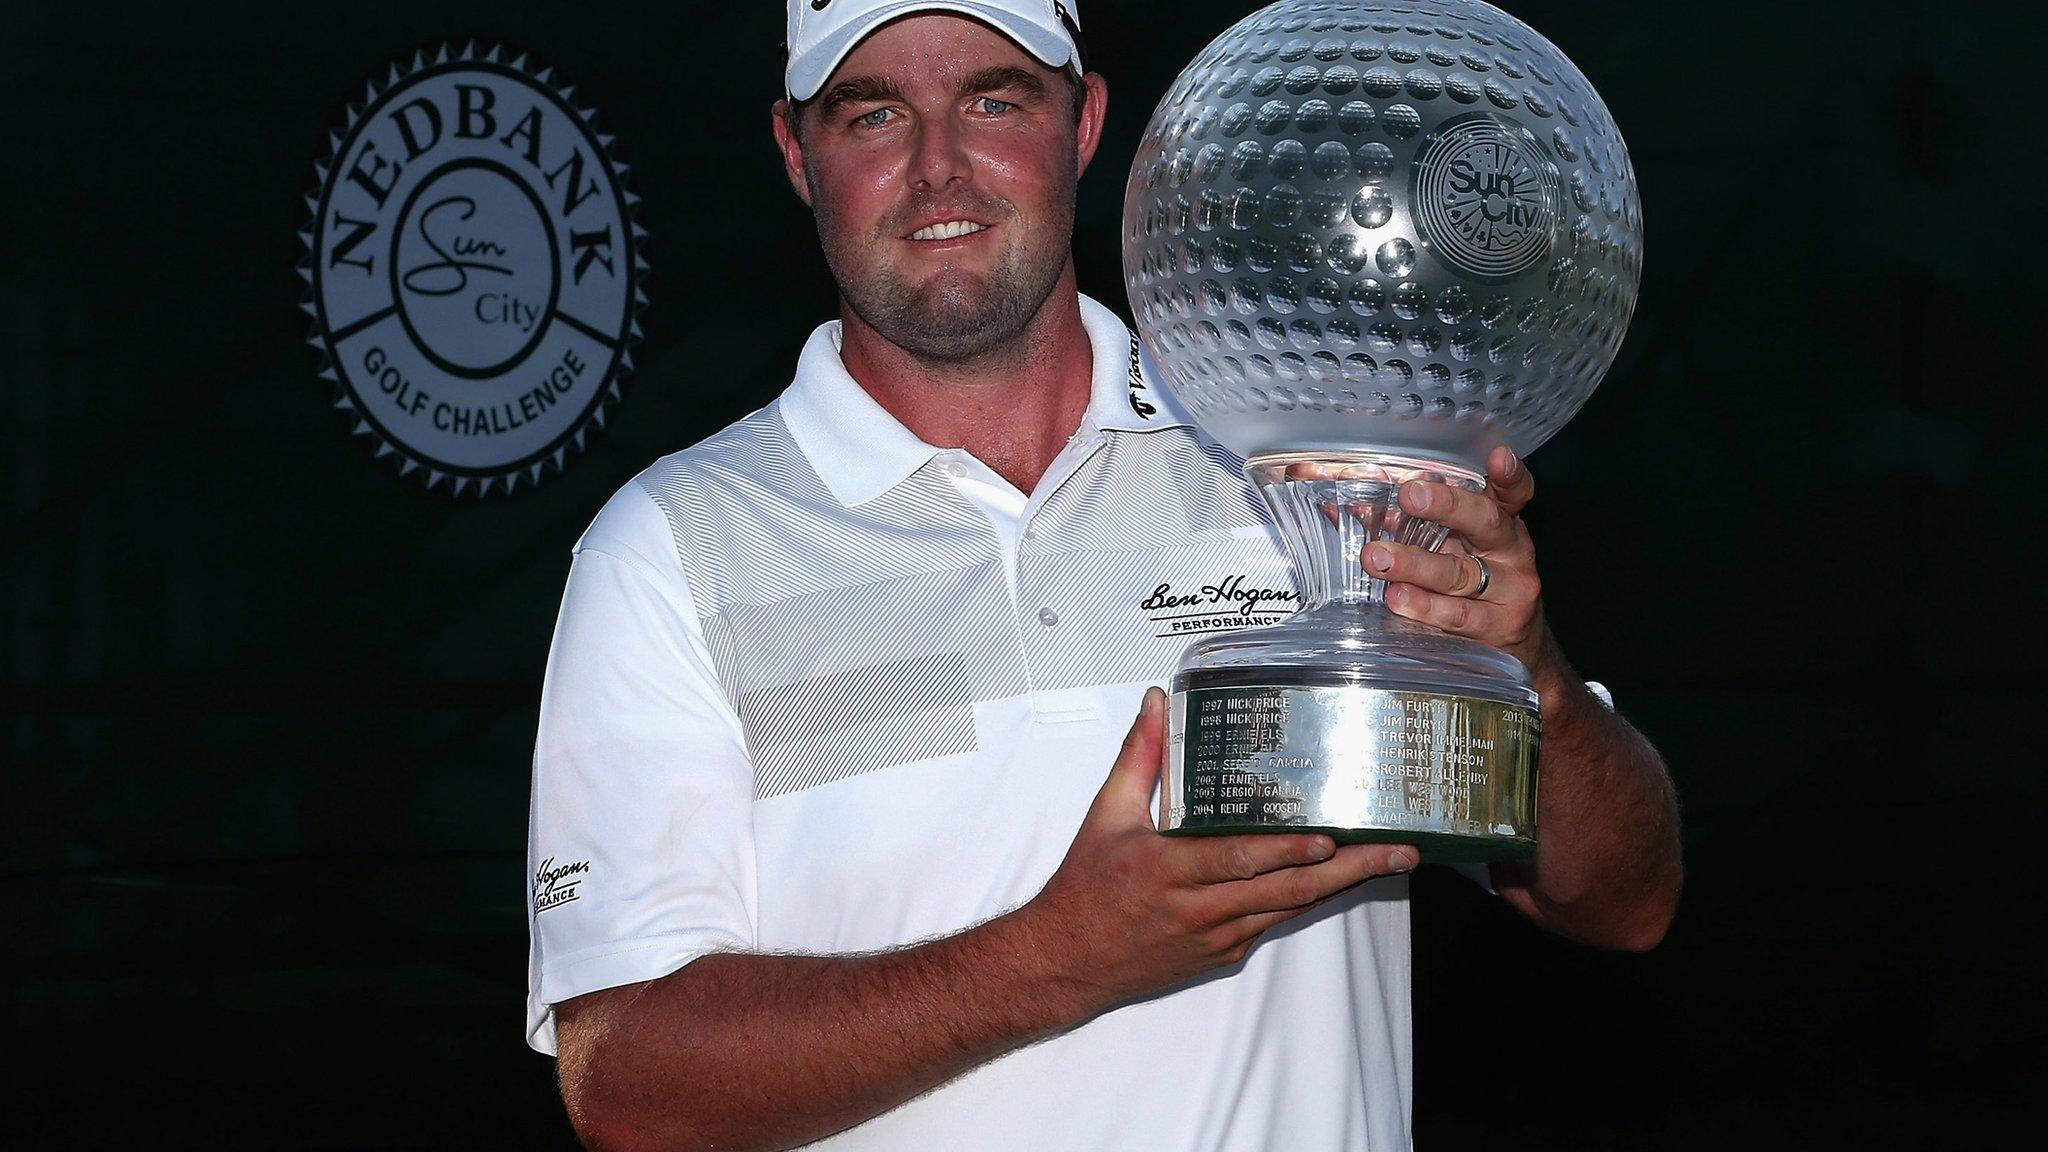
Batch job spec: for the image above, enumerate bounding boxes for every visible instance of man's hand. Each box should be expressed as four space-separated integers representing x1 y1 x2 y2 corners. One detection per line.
1362 445 1549 675
1349 443 1682 950
1013 687 1415 1018
554 688 1417 1152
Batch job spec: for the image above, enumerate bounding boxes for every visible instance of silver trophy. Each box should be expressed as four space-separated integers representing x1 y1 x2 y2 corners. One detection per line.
1122 0 1642 861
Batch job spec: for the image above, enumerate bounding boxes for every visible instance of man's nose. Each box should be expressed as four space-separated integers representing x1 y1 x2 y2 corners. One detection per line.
907 115 970 190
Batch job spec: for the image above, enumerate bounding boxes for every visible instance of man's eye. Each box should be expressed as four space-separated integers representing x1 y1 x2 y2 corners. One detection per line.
856 108 893 127
975 98 1014 115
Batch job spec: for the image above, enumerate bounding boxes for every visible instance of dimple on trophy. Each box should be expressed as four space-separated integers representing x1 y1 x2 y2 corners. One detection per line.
1122 0 1643 861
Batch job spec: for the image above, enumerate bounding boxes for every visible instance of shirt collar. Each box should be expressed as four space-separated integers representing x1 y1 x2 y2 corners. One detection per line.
777 320 942 507
1076 292 1195 438
779 292 1193 507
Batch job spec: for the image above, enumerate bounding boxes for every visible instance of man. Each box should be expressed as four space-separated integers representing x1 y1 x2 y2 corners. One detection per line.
524 2 1682 1149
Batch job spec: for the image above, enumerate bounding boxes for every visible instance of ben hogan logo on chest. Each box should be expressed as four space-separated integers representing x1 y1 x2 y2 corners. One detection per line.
1142 574 1298 638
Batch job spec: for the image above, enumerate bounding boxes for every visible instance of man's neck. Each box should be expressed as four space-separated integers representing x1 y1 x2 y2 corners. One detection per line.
836 265 1094 496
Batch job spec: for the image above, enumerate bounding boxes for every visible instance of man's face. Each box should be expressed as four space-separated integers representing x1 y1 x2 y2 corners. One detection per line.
774 15 1105 361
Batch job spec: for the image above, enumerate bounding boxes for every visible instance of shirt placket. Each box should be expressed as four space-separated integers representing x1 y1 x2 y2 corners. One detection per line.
939 431 1111 723
1015 431 1113 724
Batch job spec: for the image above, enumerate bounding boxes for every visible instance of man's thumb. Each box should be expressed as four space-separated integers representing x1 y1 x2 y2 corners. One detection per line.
1095 686 1168 820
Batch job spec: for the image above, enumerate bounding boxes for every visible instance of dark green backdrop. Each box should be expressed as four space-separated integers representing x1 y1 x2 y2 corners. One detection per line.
7 1 2039 1147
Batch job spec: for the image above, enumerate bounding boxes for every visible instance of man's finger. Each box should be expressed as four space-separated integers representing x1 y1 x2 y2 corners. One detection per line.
1486 445 1535 517
1170 833 1337 885
1213 844 1417 920
1397 479 1518 552
1364 541 1489 598
1281 460 1375 533
1385 581 1508 636
1094 686 1168 821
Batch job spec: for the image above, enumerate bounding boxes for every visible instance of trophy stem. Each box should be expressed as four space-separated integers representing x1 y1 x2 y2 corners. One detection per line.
1246 451 1486 613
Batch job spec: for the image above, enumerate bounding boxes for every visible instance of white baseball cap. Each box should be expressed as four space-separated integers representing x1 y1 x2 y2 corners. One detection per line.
784 0 1084 103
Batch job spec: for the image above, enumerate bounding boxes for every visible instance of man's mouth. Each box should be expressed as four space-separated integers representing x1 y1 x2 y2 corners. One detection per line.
906 220 990 241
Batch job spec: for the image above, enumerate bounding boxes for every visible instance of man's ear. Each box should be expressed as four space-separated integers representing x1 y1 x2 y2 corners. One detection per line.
771 99 814 207
1074 73 1109 179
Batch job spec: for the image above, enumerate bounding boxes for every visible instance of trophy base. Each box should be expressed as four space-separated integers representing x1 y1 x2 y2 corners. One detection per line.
1163 824 1531 864
1163 609 1541 864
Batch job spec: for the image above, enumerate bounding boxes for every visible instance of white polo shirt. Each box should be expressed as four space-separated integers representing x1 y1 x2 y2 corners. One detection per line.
526 294 1427 1150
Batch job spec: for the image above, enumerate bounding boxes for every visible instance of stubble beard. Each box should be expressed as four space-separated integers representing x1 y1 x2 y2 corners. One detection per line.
812 164 1077 364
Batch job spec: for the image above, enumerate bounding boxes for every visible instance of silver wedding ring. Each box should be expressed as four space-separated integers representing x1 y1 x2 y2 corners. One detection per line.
1469 554 1492 599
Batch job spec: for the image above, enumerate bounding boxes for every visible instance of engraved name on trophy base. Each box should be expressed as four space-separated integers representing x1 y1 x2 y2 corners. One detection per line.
1167 672 1539 863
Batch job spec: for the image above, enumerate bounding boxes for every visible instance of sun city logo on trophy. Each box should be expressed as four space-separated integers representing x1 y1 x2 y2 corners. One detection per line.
301 44 648 496
1412 114 1559 282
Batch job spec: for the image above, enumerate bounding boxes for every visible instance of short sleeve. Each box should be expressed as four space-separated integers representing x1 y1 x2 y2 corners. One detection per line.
524 482 757 1055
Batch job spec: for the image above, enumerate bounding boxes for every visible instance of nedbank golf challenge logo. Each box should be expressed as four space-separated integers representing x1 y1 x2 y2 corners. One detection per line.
300 44 647 496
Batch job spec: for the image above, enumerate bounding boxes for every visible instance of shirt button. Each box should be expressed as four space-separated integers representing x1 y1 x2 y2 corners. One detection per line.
945 461 968 479
1037 607 1059 627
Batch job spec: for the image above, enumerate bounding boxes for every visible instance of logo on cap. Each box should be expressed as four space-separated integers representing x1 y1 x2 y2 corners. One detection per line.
301 43 648 496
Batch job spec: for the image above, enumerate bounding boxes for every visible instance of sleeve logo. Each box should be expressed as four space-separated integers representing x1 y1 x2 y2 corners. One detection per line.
533 856 591 913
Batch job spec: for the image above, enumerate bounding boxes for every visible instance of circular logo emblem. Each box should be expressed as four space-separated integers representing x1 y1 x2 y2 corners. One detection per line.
1411 115 1558 282
301 44 647 496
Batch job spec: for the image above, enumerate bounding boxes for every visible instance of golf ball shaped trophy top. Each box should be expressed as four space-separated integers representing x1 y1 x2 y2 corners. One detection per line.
1123 0 1642 860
